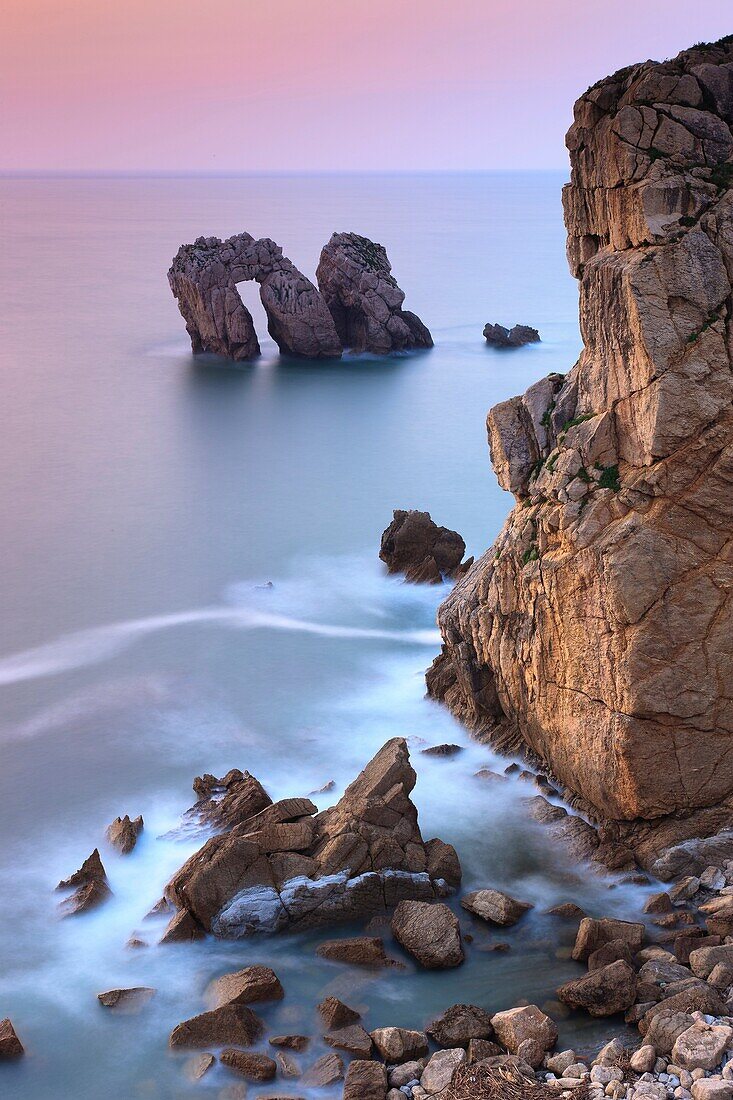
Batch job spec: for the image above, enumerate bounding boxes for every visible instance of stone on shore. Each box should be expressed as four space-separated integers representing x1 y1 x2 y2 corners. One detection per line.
557 960 637 1016
206 965 283 1008
672 1022 733 1070
427 1003 494 1048
0 1019 24 1058
169 1004 264 1049
380 510 467 583
164 738 456 938
391 900 464 968
106 815 143 854
490 1005 557 1058
316 232 433 355
343 1059 389 1100
483 323 540 348
460 888 533 927
371 1026 429 1062
324 1024 373 1057
421 1047 467 1092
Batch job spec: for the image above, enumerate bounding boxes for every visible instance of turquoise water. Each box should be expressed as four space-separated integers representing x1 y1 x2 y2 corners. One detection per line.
0 173 647 1098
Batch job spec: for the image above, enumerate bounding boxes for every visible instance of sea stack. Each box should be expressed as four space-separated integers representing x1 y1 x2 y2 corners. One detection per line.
428 37 733 870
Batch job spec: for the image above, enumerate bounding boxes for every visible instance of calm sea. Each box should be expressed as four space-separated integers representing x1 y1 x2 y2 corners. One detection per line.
0 173 646 1098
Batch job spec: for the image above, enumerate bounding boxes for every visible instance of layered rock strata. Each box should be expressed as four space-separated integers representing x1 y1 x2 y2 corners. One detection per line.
428 38 733 867
168 233 342 361
316 232 433 353
163 738 459 938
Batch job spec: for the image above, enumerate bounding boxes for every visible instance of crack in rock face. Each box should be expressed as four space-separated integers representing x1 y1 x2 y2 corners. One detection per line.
168 231 432 361
426 37 733 869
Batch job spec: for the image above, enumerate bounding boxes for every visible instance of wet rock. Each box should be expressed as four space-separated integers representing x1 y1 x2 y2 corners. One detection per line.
316 232 433 355
0 1019 24 1058
380 510 466 583
220 1049 277 1082
391 900 464 968
547 902 586 919
460 888 533 927
422 1047 466 1092
275 1050 301 1078
587 938 635 971
490 1005 557 1058
57 848 112 917
343 1059 388 1100
169 1004 264 1049
317 997 360 1030
324 1024 372 1057
421 744 463 757
97 987 155 1012
316 937 390 967
159 908 205 944
300 1052 344 1088
424 838 462 890
572 917 645 961
644 891 674 914
106 815 143 854
269 1035 310 1051
483 323 541 348
207 965 283 1008
371 1026 429 1062
185 1052 215 1080
165 739 456 938
426 1003 494 1048
557 960 637 1017
169 233 342 361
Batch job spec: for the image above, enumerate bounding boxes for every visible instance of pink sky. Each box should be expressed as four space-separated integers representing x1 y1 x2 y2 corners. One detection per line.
1 0 731 172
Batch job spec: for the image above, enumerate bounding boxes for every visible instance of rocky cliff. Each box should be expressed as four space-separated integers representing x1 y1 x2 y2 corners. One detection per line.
427 37 733 868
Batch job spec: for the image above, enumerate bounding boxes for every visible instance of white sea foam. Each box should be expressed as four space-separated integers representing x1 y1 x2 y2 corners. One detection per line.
0 603 440 688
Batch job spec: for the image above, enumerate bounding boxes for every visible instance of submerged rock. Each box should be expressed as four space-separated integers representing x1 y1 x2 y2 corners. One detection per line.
316 937 391 967
380 509 467 582
106 815 143 855
169 1004 264 1049
460 888 533 927
483 323 540 348
220 1049 277 1081
164 738 459 939
97 987 156 1012
316 232 433 354
427 37 733 870
206 965 283 1008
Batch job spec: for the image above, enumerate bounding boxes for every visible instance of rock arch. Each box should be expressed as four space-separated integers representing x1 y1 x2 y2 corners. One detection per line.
168 233 342 361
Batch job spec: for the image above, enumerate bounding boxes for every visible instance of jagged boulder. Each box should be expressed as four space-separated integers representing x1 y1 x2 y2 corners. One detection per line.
316 232 433 354
163 738 459 937
380 510 468 583
483 323 540 348
106 815 143 854
56 848 112 917
427 36 733 867
168 233 342 361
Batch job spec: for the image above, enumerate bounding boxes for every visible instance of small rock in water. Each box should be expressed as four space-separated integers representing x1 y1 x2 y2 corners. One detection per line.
370 1026 429 1063
461 888 533 927
317 996 360 1029
379 509 467 583
185 1052 215 1081
483 322 541 347
206 965 283 1008
106 814 143 854
300 1052 344 1088
57 849 112 917
0 1018 24 1058
268 1034 310 1051
391 900 464 969
220 1049 277 1082
308 780 335 795
316 937 391 967
97 987 156 1012
547 902 586 919
421 743 463 757
169 1005 264 1049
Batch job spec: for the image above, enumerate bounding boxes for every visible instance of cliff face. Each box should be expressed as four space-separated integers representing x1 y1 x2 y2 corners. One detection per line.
428 38 733 865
